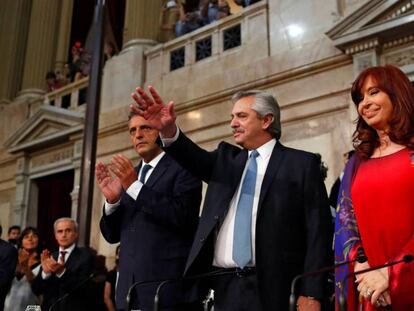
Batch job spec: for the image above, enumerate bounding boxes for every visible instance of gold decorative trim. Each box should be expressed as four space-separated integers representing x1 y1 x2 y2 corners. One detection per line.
383 34 414 49
345 38 379 55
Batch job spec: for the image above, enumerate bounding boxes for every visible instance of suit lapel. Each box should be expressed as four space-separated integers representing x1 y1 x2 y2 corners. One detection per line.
144 155 168 188
64 246 78 269
258 142 285 213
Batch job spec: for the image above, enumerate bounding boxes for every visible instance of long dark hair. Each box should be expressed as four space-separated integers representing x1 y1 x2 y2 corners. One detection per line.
351 65 414 159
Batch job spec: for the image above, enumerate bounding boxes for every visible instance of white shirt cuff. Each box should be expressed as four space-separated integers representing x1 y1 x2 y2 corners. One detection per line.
42 271 51 279
159 126 180 147
126 180 143 201
104 200 120 216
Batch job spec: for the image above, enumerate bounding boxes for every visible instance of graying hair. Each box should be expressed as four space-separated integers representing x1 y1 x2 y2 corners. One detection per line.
53 217 78 232
231 90 281 139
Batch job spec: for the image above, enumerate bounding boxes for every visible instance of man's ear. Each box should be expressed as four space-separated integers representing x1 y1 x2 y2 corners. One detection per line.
262 114 274 130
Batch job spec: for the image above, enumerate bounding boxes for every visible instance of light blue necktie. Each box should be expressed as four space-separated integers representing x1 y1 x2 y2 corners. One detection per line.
139 164 152 184
233 150 259 268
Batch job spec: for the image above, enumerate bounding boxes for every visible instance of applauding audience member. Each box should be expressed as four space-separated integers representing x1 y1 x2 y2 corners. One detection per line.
0 225 18 311
4 227 42 311
31 218 94 311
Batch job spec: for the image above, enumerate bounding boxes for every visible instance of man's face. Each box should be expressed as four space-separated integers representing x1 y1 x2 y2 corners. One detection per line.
8 229 20 240
54 220 78 249
230 96 272 150
128 115 161 162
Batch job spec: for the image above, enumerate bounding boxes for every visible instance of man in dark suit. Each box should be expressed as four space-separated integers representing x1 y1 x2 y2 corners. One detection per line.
31 218 94 311
0 225 18 311
96 112 202 311
131 87 333 310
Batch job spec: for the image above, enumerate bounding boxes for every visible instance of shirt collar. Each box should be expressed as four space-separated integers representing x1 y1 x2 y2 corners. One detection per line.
248 138 276 160
143 151 165 167
59 243 76 255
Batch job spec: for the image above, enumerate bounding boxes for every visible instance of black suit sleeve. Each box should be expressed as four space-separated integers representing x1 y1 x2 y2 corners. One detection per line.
134 166 202 230
0 242 17 287
100 206 122 244
165 131 219 183
301 155 333 298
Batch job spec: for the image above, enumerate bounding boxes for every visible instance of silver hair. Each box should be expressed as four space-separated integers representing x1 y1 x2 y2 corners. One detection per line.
231 90 281 139
53 217 78 232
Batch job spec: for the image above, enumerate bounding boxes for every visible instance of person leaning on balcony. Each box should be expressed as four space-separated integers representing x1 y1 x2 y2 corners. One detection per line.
159 0 181 42
235 0 261 7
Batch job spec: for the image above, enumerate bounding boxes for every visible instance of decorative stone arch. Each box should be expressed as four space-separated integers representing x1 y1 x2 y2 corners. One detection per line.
4 105 84 227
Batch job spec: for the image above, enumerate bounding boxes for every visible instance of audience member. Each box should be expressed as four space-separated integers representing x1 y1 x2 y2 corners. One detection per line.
131 86 333 310
103 245 120 311
235 0 261 7
206 0 230 23
328 150 355 212
69 42 90 82
4 227 42 311
45 71 62 92
96 109 203 310
159 0 181 42
315 153 329 181
56 64 72 87
89 248 108 311
31 218 94 311
104 41 117 62
175 1 206 37
7 226 20 248
0 225 18 311
335 65 414 310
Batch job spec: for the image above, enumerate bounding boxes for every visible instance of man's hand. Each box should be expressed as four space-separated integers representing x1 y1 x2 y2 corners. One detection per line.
296 296 321 311
130 86 177 138
41 250 52 274
95 162 123 203
109 155 138 190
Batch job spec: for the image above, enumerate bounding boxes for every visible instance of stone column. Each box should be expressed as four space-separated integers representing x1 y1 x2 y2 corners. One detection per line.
123 0 163 49
70 141 83 220
0 0 31 101
14 155 31 227
20 0 61 96
54 0 74 74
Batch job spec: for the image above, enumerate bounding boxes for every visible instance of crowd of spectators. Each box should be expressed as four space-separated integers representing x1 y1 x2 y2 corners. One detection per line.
45 39 118 94
159 0 260 42
0 222 118 311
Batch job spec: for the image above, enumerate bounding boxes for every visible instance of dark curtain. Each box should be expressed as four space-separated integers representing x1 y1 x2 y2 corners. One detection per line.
36 170 74 251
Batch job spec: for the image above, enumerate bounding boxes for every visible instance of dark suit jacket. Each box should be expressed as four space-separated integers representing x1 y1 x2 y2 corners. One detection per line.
165 132 333 310
31 246 94 311
0 239 17 311
100 153 202 310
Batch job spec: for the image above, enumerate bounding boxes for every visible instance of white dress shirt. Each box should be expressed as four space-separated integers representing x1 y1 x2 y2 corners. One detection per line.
104 152 166 215
213 138 276 267
160 126 276 268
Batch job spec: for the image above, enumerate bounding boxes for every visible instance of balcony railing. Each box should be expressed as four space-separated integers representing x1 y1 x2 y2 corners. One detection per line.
44 76 89 110
145 1 268 82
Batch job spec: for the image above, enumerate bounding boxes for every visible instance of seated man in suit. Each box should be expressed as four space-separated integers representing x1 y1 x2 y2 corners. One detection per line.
31 218 94 311
96 111 202 311
130 87 333 311
0 225 18 311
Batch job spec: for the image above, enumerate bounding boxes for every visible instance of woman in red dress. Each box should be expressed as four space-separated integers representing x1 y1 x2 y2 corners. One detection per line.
334 65 414 310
